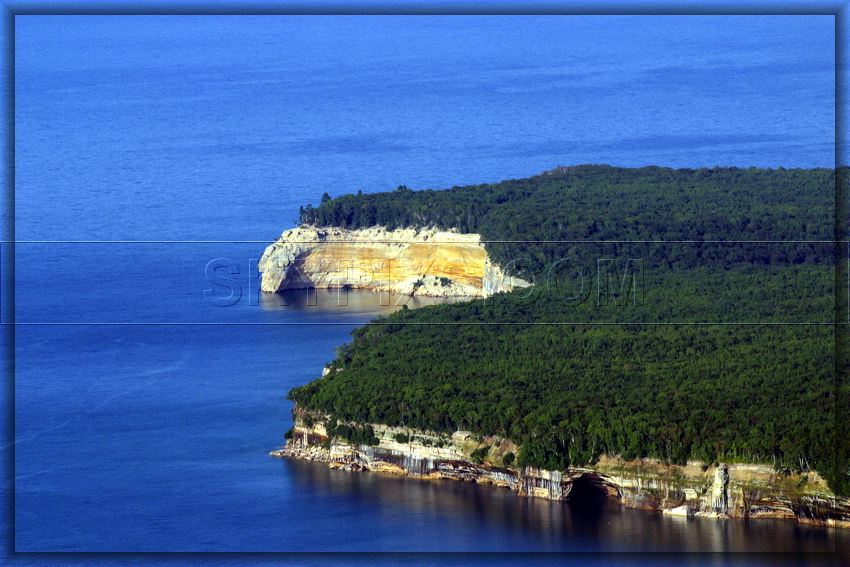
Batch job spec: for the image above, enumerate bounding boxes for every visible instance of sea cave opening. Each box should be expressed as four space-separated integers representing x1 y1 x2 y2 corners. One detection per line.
566 474 616 507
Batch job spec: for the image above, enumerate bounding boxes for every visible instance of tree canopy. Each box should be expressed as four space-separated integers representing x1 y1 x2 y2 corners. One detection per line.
289 165 847 495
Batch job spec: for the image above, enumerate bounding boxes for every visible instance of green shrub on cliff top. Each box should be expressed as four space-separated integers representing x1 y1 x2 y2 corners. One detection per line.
471 447 489 465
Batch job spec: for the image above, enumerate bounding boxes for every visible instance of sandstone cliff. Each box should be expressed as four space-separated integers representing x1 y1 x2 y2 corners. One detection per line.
258 225 530 297
272 413 850 530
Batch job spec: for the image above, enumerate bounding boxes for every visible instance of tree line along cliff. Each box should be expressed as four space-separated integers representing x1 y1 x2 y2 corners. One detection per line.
300 165 836 277
287 165 848 496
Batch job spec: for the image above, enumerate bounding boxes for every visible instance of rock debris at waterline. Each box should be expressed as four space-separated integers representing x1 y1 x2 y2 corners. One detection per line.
271 417 850 530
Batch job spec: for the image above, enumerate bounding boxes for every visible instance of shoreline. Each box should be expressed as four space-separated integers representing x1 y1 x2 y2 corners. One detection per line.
272 417 850 530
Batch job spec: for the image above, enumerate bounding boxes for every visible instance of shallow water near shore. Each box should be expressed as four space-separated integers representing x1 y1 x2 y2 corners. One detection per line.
7 14 841 560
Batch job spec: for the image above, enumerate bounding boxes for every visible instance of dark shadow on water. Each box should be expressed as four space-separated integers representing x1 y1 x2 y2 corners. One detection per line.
280 458 845 553
565 475 615 527
259 287 465 317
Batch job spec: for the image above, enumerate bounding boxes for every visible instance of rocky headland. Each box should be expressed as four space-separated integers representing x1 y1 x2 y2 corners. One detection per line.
258 225 530 297
261 222 849 531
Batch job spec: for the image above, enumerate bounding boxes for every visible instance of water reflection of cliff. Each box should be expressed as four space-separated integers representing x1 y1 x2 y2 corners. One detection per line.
283 459 844 554
259 287 463 316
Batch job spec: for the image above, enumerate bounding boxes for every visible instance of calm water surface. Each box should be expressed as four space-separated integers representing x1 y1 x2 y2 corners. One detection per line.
7 15 844 562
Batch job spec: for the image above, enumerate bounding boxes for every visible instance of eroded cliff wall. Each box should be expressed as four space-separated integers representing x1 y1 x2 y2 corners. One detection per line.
258 226 529 297
272 415 850 529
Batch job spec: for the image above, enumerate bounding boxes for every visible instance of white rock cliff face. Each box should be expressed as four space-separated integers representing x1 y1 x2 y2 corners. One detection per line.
272 415 850 529
258 225 530 297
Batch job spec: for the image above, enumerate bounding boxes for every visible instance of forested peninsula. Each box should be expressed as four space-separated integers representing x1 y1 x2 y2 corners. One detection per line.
270 165 849 526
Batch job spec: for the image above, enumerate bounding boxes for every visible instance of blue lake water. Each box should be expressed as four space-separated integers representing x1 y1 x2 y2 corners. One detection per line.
6 14 846 563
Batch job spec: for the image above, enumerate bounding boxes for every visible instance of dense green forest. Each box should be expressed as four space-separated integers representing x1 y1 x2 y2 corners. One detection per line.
289 165 847 495
301 165 835 278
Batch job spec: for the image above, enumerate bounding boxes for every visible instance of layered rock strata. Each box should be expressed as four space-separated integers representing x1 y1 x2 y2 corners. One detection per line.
259 226 530 297
272 414 850 529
